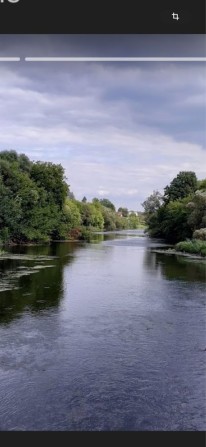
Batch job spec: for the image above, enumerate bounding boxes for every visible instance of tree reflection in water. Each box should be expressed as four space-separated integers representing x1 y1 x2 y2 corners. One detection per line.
0 242 80 324
144 249 206 283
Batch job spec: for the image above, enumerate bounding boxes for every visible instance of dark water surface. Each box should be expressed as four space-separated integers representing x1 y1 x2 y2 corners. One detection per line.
0 230 205 431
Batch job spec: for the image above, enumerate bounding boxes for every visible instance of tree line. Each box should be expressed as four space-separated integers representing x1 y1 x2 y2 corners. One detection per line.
142 171 206 255
0 151 144 244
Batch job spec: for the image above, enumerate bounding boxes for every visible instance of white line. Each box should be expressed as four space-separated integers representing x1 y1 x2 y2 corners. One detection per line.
0 57 20 62
25 57 206 62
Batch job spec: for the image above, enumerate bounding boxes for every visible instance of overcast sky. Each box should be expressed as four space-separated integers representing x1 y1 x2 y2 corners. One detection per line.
0 35 205 210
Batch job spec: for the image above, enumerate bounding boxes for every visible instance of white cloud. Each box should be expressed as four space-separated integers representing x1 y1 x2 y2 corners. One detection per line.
97 189 110 196
0 60 205 209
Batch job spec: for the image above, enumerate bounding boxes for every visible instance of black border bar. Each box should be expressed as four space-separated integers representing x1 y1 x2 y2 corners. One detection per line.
0 0 205 33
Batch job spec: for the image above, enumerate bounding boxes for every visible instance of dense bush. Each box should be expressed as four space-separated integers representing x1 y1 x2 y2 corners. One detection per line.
175 240 206 257
142 171 206 244
0 151 69 244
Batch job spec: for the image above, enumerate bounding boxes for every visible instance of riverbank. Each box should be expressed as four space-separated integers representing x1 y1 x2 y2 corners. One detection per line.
151 248 206 260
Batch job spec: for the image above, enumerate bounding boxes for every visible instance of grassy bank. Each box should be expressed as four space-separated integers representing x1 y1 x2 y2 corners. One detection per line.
175 239 206 257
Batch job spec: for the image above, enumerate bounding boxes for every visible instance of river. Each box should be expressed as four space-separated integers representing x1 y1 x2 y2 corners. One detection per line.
0 230 205 431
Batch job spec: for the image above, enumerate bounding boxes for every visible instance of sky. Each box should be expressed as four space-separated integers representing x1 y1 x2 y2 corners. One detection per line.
0 35 205 210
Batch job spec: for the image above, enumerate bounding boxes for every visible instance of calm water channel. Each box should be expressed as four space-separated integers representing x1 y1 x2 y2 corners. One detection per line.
0 230 205 431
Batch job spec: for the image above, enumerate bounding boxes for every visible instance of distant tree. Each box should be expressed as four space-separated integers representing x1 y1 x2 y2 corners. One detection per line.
197 178 206 191
77 202 104 230
92 197 100 204
82 196 87 203
115 214 128 230
164 171 197 204
141 190 163 215
101 206 116 231
99 198 115 211
127 212 140 229
63 199 81 230
118 207 129 217
0 149 18 163
67 191 75 200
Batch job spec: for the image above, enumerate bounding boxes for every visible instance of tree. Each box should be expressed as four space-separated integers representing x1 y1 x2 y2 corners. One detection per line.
164 171 197 204
118 207 129 217
159 198 192 243
101 206 116 231
92 197 100 205
187 190 206 231
99 198 116 212
197 178 206 191
77 202 104 230
30 161 68 208
127 212 140 229
0 151 70 244
141 191 163 216
67 191 75 200
82 196 87 203
62 199 81 233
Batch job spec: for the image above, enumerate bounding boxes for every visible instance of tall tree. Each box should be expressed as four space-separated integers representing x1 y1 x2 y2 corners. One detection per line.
164 171 197 204
141 190 163 215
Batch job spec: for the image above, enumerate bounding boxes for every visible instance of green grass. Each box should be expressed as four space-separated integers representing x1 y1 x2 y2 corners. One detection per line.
175 239 206 257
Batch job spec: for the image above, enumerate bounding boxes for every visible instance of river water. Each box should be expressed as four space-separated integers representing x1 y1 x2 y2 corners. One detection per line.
0 230 205 431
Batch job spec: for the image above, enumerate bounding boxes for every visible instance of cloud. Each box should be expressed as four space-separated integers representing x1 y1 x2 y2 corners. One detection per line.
0 52 205 210
97 189 110 196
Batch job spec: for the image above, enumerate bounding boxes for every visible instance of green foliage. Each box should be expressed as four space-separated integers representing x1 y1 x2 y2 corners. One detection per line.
0 151 69 244
67 191 75 200
30 161 68 208
175 240 206 257
118 207 129 217
100 206 116 231
64 199 81 230
187 191 206 231
92 197 100 205
99 198 116 212
127 212 140 229
159 199 192 243
78 227 93 242
76 201 104 230
197 178 206 191
164 171 197 204
145 171 204 244
0 150 145 244
115 214 128 230
141 190 163 216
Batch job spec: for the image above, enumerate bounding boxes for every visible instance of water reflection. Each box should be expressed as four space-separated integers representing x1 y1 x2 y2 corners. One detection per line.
0 234 205 430
0 242 79 324
144 249 206 283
